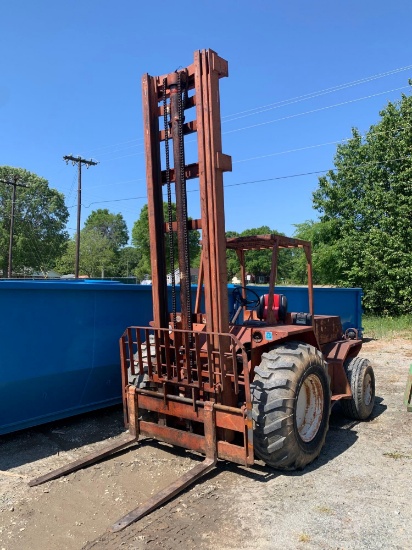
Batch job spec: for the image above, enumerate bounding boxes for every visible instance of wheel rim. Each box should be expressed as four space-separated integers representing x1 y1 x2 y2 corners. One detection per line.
296 374 324 442
363 373 373 406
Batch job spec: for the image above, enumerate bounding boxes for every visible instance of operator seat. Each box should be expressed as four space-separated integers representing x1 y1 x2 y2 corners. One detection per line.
257 293 288 322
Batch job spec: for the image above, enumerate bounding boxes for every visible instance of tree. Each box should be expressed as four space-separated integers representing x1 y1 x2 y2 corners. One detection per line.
226 230 241 281
84 208 128 249
0 166 69 276
312 86 412 314
78 228 118 277
56 209 130 278
290 220 344 285
116 246 142 278
131 203 200 281
55 228 117 278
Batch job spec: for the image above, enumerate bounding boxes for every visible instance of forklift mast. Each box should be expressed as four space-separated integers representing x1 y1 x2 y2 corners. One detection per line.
142 49 231 335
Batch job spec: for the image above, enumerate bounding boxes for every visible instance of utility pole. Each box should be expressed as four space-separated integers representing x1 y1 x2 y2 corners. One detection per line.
63 155 98 278
0 175 28 278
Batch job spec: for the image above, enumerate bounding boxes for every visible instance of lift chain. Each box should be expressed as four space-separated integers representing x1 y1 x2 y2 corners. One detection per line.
163 78 177 327
177 70 192 333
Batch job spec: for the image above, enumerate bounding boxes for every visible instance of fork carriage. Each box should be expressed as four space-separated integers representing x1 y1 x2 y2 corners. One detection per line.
121 326 254 466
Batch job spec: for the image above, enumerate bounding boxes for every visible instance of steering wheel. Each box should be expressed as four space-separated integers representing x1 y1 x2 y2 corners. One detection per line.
232 286 261 309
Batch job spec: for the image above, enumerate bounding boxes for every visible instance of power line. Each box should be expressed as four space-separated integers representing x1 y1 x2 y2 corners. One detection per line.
85 142 145 159
79 63 412 159
222 86 410 136
77 121 412 186
233 139 348 164
97 150 145 163
222 64 412 122
81 136 144 157
74 155 412 208
93 84 411 163
233 122 412 164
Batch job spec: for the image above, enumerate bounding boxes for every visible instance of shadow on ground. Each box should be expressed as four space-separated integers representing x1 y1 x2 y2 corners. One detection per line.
0 395 387 479
0 405 125 471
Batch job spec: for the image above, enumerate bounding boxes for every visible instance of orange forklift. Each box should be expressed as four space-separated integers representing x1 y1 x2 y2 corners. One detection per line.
30 49 375 532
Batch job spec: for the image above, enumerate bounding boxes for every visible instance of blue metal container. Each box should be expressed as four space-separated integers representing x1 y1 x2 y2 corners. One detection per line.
0 281 152 435
0 281 362 435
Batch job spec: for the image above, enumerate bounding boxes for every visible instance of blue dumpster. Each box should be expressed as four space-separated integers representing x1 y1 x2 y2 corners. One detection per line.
0 281 362 435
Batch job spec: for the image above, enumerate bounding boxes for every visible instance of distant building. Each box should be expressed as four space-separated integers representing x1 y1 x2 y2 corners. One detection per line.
167 268 199 285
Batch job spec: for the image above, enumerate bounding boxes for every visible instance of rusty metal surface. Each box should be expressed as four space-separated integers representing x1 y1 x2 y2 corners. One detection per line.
109 457 216 533
122 326 248 398
226 234 311 250
322 338 362 399
142 73 168 329
195 50 231 337
143 49 231 340
120 320 253 466
28 434 138 487
227 234 314 321
314 315 343 345
322 338 362 362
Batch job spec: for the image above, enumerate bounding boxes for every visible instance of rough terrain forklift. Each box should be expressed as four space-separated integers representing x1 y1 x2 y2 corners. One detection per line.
30 49 376 532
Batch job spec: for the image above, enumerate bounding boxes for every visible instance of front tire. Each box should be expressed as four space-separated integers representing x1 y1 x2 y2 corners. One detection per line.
251 342 331 470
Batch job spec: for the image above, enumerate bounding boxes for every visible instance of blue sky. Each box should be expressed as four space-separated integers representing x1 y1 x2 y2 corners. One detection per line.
1 0 412 242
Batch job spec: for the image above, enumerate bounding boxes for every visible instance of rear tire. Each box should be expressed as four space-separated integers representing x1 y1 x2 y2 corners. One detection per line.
340 357 375 420
251 342 331 470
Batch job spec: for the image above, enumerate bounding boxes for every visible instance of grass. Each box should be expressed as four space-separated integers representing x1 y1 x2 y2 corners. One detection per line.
298 533 311 543
383 451 412 460
316 505 333 514
362 315 412 340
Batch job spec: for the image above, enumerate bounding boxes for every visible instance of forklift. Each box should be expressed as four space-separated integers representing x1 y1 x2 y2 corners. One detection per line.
30 49 375 532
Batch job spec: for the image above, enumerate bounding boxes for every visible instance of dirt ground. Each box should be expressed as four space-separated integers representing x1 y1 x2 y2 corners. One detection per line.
1 336 411 550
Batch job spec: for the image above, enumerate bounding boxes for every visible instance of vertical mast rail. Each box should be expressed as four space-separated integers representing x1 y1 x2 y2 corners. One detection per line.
143 50 232 338
142 75 169 328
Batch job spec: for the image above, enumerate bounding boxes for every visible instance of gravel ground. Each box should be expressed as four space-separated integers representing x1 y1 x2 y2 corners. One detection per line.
0 336 411 550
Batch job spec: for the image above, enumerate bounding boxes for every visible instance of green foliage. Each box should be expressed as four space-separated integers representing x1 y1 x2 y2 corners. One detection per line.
78 228 118 277
131 203 200 281
116 246 142 278
310 88 412 314
84 208 128 249
55 208 129 277
291 220 344 285
0 166 69 276
225 230 241 280
55 228 118 277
